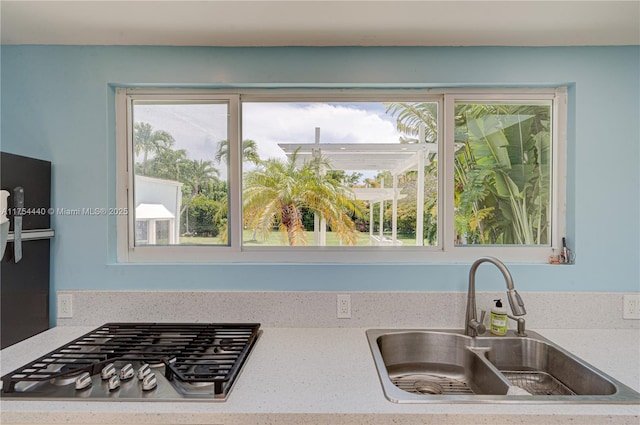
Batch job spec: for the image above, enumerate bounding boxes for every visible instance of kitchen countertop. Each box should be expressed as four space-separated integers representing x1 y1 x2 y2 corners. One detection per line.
1 327 638 425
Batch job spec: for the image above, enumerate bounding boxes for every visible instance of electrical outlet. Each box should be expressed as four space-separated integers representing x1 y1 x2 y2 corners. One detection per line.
58 294 73 318
623 294 640 320
337 294 351 319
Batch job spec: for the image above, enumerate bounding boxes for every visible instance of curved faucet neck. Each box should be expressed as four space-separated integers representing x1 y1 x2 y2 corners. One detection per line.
465 256 524 337
469 257 515 291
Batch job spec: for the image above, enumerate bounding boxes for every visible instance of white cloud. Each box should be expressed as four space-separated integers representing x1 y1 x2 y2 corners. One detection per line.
243 102 401 161
134 101 405 179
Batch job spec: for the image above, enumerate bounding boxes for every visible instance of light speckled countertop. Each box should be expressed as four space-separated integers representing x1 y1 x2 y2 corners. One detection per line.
1 327 639 425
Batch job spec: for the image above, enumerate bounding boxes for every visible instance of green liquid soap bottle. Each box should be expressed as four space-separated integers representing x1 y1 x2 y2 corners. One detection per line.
490 299 508 336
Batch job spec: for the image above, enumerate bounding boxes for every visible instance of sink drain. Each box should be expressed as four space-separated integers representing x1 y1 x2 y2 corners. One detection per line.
392 374 474 395
414 380 445 395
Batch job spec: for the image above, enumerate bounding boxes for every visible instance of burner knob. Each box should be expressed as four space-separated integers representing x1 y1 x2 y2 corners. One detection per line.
141 372 157 391
75 372 92 390
137 364 151 380
119 363 134 381
107 375 121 391
101 363 116 380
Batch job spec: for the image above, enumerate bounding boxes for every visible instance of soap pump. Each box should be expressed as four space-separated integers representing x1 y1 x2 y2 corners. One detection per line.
490 299 508 336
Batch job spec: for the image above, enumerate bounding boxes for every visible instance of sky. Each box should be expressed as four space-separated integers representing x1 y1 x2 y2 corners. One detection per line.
133 101 406 181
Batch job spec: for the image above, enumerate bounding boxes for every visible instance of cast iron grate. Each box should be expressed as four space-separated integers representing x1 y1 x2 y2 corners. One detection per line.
1 322 260 396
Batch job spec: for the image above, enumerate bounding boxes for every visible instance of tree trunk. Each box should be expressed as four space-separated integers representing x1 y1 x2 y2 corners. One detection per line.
281 203 301 245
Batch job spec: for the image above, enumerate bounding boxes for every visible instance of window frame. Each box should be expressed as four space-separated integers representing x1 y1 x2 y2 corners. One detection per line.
115 87 567 263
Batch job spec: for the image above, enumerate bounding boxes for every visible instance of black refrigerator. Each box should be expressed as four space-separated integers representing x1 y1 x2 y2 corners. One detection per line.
1 152 53 349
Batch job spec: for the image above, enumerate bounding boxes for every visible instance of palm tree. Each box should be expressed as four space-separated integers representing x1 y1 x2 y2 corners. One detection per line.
214 139 261 241
145 148 188 181
215 139 261 165
134 122 176 175
243 152 361 246
385 102 438 143
183 159 220 196
180 159 220 234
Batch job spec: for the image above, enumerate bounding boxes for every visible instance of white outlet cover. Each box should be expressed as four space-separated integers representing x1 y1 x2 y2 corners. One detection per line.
623 294 640 320
337 294 351 319
58 294 73 318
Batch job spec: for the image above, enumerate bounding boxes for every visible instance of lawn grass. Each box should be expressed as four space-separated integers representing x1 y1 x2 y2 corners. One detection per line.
179 230 417 246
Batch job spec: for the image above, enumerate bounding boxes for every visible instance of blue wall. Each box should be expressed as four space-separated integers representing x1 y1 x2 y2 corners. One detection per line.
1 46 639 296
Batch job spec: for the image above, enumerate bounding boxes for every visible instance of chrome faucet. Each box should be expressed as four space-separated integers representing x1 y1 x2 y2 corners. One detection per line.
465 257 526 337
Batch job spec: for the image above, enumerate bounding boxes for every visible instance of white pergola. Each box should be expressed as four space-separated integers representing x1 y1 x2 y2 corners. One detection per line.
278 136 438 246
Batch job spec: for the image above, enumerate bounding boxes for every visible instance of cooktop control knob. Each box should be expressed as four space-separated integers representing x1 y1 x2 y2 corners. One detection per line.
141 372 157 391
74 372 92 390
137 363 151 380
101 363 116 380
107 375 121 391
119 363 134 381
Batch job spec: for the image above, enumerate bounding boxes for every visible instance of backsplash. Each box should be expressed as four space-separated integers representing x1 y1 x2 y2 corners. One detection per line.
56 291 639 329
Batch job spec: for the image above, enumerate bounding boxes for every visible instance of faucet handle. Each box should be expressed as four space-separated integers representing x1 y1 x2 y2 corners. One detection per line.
508 290 526 316
469 319 486 336
468 311 486 336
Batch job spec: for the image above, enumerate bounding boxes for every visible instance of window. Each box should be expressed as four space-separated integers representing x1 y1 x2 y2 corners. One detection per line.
116 88 566 263
453 100 553 246
241 100 439 248
129 99 231 247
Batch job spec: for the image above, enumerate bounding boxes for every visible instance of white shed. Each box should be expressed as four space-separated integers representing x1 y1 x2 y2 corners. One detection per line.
134 175 183 245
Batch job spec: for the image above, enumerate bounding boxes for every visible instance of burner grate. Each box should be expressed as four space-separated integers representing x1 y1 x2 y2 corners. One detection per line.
1 323 260 396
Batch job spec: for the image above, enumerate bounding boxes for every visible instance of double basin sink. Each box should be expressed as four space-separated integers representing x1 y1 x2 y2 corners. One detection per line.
367 329 640 403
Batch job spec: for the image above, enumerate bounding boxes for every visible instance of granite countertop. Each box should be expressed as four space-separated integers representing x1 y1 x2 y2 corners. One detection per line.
1 326 639 425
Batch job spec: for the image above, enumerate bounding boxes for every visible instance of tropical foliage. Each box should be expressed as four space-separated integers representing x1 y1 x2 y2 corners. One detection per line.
454 104 550 245
134 122 222 237
383 102 439 244
186 195 222 237
134 122 176 176
215 139 261 166
243 152 362 246
134 98 550 247
385 102 438 143
386 101 551 245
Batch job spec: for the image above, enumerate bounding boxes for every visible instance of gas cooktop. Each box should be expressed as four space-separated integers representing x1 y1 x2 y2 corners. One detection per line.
1 322 261 401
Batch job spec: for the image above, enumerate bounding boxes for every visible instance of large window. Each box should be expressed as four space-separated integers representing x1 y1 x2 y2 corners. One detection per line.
241 100 439 248
116 88 566 263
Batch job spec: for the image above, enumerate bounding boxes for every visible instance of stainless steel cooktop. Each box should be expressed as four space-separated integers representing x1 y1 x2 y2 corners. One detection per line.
1 322 261 401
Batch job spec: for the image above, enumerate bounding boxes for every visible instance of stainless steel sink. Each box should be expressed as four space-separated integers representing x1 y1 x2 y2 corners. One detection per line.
367 329 640 403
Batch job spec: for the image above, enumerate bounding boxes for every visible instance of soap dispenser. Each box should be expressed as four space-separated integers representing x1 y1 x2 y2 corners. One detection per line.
490 299 508 336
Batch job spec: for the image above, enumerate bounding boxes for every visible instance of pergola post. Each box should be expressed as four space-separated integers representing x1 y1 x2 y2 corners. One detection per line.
369 200 374 245
392 173 398 243
379 178 384 238
313 127 327 246
416 125 426 246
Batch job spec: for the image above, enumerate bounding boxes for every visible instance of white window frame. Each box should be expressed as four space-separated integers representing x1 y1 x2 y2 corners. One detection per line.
442 90 567 262
116 87 567 263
